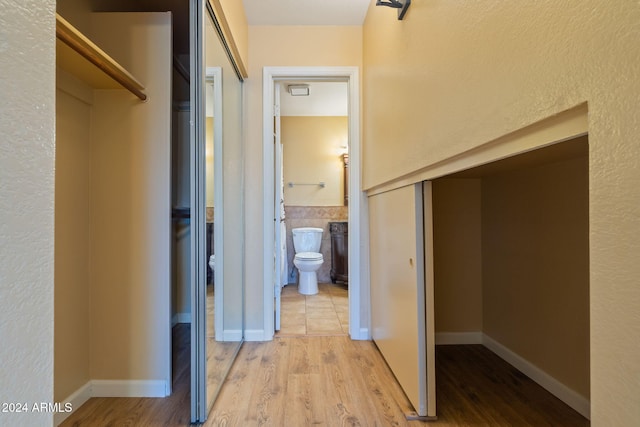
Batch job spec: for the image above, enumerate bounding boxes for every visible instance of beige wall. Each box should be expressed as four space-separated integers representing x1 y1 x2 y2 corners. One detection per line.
55 73 93 402
432 179 483 334
363 1 640 422
0 1 56 424
282 116 347 207
482 154 590 398
244 25 362 335
88 13 172 383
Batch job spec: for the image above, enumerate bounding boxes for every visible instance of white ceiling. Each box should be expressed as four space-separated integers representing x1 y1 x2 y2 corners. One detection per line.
279 82 348 116
242 0 371 25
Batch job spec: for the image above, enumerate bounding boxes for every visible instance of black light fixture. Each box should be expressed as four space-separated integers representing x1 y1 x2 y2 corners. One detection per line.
376 0 411 20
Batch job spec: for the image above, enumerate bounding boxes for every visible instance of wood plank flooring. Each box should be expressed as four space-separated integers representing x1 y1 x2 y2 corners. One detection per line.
206 338 589 426
60 324 191 427
60 316 590 426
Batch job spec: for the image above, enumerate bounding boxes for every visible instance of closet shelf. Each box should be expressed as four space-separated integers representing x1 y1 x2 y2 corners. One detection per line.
56 13 147 101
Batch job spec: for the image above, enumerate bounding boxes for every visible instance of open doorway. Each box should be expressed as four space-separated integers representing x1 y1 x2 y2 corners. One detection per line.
262 67 368 341
276 81 350 336
431 135 590 422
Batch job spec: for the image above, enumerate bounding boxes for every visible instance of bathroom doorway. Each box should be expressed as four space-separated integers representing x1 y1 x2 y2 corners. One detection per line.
262 67 368 340
277 81 350 336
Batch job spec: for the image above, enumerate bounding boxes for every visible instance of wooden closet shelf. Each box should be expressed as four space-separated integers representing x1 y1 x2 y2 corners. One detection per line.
56 13 147 101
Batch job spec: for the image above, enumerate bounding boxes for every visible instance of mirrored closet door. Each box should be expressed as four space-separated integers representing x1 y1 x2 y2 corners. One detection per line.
190 0 244 423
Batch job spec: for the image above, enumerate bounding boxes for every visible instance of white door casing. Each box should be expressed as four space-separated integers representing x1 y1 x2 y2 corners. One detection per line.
262 66 367 340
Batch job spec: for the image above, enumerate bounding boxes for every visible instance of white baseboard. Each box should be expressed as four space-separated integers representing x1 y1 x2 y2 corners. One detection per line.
54 379 168 426
220 329 243 342
91 379 169 398
482 334 590 419
54 381 92 426
172 312 191 326
436 331 483 345
350 327 370 341
244 329 266 341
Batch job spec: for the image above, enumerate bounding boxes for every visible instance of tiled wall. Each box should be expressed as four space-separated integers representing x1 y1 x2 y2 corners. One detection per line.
284 206 348 284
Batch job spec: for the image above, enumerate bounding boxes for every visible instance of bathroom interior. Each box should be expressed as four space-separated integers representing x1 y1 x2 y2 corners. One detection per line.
277 81 351 336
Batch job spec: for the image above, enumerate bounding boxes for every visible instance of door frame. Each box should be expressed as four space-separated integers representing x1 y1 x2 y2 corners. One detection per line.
261 66 369 340
205 67 224 342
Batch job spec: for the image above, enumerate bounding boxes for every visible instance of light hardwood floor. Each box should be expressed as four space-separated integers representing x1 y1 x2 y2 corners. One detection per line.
60 324 191 427
206 337 589 426
61 311 589 426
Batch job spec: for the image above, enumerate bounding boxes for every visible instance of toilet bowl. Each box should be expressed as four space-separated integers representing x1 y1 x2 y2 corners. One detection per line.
292 228 324 295
209 254 215 272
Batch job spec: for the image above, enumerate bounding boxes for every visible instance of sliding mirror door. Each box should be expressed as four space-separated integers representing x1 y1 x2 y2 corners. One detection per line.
191 0 244 423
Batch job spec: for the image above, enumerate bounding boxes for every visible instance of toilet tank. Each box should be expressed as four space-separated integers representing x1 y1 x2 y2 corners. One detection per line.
292 227 323 253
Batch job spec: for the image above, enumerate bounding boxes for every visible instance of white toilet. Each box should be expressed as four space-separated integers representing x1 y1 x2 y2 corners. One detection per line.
292 227 324 295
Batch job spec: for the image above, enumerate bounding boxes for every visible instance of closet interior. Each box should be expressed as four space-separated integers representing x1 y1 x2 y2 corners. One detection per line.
54 5 173 425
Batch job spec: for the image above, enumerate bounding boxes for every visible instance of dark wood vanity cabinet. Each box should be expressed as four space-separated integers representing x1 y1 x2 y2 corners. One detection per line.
329 221 348 285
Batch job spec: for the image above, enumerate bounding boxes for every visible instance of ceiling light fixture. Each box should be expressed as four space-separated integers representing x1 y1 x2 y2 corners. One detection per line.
287 84 310 96
376 0 411 20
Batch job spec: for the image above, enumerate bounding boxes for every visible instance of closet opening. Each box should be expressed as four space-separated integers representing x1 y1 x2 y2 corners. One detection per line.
431 135 590 424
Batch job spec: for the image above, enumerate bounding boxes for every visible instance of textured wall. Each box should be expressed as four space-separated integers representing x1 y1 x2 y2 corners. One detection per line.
0 1 55 424
363 1 640 422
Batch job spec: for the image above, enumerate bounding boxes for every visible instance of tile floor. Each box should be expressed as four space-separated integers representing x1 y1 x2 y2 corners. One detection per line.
277 282 349 336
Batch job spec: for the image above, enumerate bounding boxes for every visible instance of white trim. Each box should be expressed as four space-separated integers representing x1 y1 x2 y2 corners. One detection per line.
350 328 370 341
482 334 591 419
206 67 225 347
54 381 92 426
55 379 169 426
422 182 437 417
172 312 192 326
262 66 367 341
435 331 483 345
244 329 266 342
91 379 169 398
220 329 243 342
